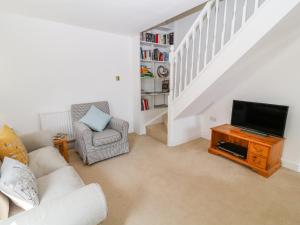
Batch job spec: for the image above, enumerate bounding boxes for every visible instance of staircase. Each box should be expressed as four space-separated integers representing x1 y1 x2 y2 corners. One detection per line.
167 0 300 146
146 114 168 144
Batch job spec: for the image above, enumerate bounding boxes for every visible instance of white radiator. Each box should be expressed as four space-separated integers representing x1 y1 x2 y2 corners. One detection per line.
39 111 74 140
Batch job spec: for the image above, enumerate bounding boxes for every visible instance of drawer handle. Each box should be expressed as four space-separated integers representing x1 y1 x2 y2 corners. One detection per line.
251 155 260 162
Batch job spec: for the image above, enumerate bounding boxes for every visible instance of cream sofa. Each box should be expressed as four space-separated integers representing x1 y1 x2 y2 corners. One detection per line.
1 131 107 225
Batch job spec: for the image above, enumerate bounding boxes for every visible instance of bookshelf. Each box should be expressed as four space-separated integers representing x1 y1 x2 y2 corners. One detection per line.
140 27 174 111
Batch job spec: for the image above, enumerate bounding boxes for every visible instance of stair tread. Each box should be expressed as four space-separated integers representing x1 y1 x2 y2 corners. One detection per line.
146 123 167 144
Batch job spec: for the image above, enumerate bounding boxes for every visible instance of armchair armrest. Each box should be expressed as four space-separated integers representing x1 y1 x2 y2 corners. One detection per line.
73 122 93 146
20 130 54 153
73 122 93 163
108 117 129 140
2 184 108 225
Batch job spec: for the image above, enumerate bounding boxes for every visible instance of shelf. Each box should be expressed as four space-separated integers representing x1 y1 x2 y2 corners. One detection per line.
141 92 169 96
141 105 168 112
141 76 169 80
154 104 168 109
209 147 248 166
141 60 169 63
140 41 171 48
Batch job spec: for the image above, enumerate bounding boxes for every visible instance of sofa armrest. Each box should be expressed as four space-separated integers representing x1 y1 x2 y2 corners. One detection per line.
20 130 54 153
2 183 107 225
108 117 129 140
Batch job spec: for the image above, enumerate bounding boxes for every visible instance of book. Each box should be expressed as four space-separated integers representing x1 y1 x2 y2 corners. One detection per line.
141 98 150 111
140 31 174 45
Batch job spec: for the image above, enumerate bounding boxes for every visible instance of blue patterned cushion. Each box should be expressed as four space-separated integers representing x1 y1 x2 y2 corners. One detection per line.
80 105 112 132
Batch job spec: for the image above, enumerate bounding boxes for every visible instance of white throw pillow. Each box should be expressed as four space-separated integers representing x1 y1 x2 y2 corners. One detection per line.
0 161 9 220
0 157 39 210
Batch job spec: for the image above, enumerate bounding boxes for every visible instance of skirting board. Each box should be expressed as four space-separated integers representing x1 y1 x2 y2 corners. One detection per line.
281 159 300 172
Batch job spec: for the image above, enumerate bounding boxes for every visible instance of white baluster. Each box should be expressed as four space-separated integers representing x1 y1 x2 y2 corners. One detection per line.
196 20 204 74
221 0 228 47
178 48 183 95
242 0 248 25
189 30 196 82
212 0 220 56
204 3 212 66
254 0 259 11
231 0 238 37
174 58 178 98
184 41 189 88
169 46 175 100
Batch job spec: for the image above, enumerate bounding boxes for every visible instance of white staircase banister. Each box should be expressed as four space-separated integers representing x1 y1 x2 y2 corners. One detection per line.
242 0 249 25
178 47 183 95
255 0 259 10
212 0 220 56
189 30 196 82
169 46 175 99
174 1 213 55
196 19 204 75
231 0 238 36
221 0 228 47
204 2 213 66
184 41 189 87
170 0 269 102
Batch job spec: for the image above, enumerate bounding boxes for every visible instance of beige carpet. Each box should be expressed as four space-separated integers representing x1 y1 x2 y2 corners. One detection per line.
69 134 300 225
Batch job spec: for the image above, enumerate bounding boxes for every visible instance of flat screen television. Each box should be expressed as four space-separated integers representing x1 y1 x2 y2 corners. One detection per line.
231 100 289 137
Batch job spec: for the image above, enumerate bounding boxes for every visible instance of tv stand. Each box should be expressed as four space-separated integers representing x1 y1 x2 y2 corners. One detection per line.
209 124 284 177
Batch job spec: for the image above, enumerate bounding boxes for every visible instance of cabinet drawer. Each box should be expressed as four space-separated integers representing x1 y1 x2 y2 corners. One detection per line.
248 143 269 157
248 153 267 169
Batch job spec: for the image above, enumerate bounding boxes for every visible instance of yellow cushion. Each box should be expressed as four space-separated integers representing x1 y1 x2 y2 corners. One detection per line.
0 125 28 165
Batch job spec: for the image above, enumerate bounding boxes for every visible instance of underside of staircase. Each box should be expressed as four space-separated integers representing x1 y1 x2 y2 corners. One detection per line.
166 0 300 146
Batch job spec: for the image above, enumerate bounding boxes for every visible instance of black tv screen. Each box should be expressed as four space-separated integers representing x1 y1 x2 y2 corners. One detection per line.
231 100 289 137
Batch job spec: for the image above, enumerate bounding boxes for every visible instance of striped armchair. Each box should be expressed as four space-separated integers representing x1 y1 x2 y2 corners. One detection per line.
71 101 129 165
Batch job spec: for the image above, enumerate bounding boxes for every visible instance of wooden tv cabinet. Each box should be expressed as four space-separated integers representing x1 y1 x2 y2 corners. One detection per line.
208 124 284 177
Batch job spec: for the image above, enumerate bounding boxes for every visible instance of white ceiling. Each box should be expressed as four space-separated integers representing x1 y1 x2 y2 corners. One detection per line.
0 0 208 35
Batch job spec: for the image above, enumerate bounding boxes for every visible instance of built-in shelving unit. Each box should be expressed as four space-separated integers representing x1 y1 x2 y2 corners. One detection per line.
140 26 174 111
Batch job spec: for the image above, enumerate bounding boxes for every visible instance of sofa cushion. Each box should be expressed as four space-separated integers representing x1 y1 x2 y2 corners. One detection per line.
28 146 68 178
93 129 121 146
37 166 84 204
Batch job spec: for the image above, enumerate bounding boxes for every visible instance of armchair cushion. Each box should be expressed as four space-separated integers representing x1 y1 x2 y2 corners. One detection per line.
93 129 121 146
80 105 112 132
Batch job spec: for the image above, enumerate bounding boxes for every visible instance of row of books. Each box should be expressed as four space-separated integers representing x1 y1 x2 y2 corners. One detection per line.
140 48 169 62
140 32 174 45
141 98 150 111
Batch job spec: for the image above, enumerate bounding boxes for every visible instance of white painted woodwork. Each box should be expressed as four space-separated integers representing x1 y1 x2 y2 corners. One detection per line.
167 0 300 147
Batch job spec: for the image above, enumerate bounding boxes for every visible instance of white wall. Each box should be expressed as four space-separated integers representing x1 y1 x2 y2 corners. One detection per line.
200 33 300 171
174 11 200 49
0 13 136 134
